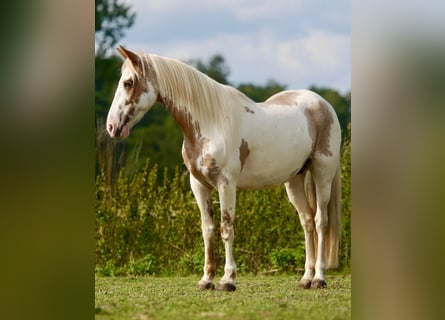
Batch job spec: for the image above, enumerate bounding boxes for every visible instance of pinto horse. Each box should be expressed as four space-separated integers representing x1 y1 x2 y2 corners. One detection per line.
106 46 342 290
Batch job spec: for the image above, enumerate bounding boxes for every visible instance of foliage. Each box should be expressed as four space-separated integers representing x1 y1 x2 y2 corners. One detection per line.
270 247 305 273
95 274 351 319
95 0 136 57
339 123 351 270
238 80 287 102
189 54 231 85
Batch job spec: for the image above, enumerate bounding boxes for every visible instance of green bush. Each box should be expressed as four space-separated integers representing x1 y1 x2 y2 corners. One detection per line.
128 254 158 275
339 125 351 270
270 246 305 273
177 249 205 275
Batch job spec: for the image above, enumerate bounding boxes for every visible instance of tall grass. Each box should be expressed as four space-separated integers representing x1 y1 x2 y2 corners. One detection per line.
95 134 351 276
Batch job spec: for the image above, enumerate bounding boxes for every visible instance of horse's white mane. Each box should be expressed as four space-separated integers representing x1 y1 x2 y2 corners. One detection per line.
138 53 255 140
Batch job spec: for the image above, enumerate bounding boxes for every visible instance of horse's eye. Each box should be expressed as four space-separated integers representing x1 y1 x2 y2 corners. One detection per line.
123 80 133 89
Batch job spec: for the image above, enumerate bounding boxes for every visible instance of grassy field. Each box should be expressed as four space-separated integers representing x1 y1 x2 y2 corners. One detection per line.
95 273 350 319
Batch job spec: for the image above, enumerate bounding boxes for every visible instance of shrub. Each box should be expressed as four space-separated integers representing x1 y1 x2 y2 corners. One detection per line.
340 124 351 270
270 246 305 273
128 254 158 275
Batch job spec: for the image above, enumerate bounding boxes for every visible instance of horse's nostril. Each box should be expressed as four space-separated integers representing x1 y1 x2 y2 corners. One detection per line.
108 123 114 134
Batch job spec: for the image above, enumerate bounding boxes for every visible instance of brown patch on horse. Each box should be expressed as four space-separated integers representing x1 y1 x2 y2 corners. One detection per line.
124 75 149 106
264 91 302 106
201 153 222 186
244 106 255 114
162 96 196 134
239 139 250 170
222 209 232 225
163 96 212 187
206 198 214 219
206 242 216 279
202 153 216 168
220 209 233 242
162 96 229 188
118 57 159 129
118 46 140 67
304 100 333 156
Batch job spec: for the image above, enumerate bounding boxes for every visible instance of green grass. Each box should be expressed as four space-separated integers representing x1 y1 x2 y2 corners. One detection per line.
95 273 350 319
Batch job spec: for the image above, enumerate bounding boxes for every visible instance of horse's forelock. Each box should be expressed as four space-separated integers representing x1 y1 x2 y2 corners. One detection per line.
121 53 148 81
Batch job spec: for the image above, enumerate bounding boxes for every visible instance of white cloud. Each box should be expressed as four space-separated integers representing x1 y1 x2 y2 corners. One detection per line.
277 30 350 72
124 0 304 19
128 28 349 93
117 0 350 93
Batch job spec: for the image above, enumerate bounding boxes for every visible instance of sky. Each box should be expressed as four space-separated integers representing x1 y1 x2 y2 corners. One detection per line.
118 0 350 94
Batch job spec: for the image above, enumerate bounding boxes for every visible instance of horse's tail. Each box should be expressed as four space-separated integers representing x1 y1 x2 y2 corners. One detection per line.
325 162 341 269
305 161 342 269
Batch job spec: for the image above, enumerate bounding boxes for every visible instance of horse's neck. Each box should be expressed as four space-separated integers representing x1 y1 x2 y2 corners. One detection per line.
160 95 201 142
154 61 248 147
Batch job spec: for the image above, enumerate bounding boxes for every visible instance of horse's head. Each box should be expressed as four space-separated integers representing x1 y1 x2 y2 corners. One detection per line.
106 46 158 139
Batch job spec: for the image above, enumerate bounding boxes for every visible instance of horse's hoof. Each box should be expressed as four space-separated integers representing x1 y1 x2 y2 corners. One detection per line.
197 281 215 290
217 282 236 292
311 279 327 289
298 279 312 289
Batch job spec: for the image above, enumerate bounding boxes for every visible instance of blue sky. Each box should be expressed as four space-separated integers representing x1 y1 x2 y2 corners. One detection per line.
118 0 350 94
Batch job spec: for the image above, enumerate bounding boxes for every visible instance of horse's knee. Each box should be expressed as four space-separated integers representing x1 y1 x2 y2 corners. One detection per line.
220 208 234 241
203 225 215 238
220 225 233 242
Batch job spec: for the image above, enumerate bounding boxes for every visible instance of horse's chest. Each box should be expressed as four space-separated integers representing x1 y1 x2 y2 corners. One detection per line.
182 139 223 189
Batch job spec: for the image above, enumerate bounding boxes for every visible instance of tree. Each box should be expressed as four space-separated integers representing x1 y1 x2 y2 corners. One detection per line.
189 54 231 85
238 80 287 102
95 0 136 183
95 0 136 57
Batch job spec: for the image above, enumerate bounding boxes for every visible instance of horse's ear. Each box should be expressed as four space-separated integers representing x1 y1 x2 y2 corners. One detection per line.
116 45 140 68
116 45 127 58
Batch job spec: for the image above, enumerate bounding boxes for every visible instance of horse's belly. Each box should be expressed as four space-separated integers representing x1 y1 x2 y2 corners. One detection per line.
237 170 294 189
235 102 314 189
236 152 307 189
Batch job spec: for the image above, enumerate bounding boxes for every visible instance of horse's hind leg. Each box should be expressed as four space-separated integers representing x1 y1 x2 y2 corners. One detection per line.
311 156 338 289
285 173 316 289
190 175 216 290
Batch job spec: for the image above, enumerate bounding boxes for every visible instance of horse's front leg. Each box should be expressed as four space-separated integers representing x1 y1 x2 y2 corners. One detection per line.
190 175 216 290
217 177 237 291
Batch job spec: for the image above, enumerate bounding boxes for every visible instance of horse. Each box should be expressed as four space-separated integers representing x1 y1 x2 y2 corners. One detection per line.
106 46 342 291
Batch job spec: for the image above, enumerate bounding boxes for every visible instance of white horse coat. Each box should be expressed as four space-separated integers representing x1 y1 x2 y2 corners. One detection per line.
106 46 342 290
